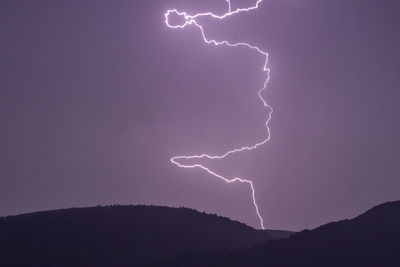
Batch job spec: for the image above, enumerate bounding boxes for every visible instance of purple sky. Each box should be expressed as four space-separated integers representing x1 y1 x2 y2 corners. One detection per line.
1 0 399 231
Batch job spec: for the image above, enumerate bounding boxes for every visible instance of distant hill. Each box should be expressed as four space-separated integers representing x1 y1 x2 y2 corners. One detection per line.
0 205 291 266
156 200 400 266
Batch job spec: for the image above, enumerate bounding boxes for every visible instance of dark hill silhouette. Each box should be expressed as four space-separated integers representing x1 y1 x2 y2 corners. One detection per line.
0 205 291 266
155 200 400 267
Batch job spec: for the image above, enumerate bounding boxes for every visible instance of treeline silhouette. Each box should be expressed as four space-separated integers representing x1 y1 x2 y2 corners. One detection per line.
154 200 400 266
0 205 289 266
3 201 399 266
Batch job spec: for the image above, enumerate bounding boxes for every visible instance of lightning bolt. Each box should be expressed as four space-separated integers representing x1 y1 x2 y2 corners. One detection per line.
165 0 271 230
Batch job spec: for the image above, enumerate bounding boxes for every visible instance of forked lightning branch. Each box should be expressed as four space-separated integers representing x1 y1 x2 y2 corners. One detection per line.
164 0 271 229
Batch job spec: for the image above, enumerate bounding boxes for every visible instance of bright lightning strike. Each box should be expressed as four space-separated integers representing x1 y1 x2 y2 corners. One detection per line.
164 0 271 230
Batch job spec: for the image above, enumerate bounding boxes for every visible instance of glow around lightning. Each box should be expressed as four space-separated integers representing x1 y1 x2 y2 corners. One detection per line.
165 0 271 229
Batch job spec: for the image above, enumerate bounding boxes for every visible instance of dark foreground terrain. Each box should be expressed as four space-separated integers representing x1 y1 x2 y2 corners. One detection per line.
155 200 400 266
2 200 399 267
0 205 290 266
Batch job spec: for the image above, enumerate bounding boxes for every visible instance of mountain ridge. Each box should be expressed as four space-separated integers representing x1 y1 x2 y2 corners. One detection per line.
154 200 400 266
0 204 292 266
